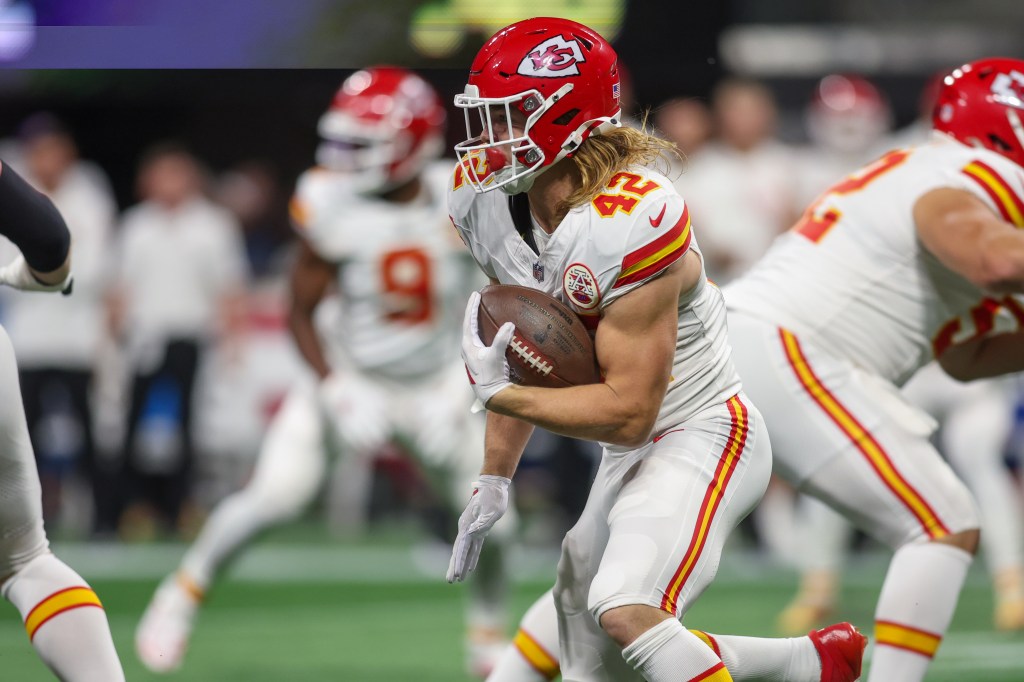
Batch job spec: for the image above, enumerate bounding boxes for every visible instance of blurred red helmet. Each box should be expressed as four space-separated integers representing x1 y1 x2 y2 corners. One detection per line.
454 17 622 194
806 74 891 153
933 57 1024 168
317 66 446 193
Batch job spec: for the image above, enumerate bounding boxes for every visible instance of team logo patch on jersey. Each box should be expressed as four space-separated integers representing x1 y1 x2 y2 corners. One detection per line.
563 263 599 310
518 35 586 78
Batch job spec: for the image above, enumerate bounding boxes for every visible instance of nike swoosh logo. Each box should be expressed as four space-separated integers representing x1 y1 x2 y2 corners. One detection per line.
649 203 667 227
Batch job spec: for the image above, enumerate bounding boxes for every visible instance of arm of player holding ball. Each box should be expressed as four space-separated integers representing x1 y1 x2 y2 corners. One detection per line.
466 255 693 446
448 256 697 582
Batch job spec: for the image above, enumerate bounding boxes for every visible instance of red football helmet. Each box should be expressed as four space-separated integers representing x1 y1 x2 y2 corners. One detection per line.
454 17 622 194
317 66 446 193
933 57 1024 168
806 74 891 154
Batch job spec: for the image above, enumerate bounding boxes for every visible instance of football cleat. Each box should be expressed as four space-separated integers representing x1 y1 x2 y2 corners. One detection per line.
135 573 202 674
809 622 867 682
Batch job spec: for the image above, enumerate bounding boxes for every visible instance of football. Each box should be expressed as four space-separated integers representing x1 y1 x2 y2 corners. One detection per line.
476 284 600 388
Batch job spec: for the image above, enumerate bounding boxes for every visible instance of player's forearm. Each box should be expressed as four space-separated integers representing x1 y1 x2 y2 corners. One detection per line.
287 310 331 379
488 381 656 447
938 330 1024 381
481 411 534 478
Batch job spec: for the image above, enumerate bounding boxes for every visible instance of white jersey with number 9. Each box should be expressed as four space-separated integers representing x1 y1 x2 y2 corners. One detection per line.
290 161 480 381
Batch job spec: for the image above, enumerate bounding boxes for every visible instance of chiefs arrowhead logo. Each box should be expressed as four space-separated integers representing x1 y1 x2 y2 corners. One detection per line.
991 70 1024 106
518 35 586 78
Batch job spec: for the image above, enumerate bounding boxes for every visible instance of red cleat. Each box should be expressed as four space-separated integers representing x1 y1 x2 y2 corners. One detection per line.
809 622 867 682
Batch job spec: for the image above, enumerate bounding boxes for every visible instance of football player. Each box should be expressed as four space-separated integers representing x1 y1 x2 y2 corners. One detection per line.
721 57 1024 681
0 160 124 680
447 17 864 682
776 75 1024 637
135 67 514 677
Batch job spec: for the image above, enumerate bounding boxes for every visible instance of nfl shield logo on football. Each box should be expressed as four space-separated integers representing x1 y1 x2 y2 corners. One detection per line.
533 261 545 282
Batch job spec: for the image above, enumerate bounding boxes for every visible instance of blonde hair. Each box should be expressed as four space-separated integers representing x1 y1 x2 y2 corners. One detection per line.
562 119 681 213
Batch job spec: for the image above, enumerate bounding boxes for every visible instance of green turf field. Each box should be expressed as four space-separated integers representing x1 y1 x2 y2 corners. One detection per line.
1 545 1022 680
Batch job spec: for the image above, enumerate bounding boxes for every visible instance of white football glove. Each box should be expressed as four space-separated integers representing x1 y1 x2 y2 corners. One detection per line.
318 372 390 453
461 291 514 407
0 255 73 294
446 474 511 583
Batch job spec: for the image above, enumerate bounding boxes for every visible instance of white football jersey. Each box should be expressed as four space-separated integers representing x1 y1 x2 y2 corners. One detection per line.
726 133 1024 386
291 162 480 381
448 163 741 445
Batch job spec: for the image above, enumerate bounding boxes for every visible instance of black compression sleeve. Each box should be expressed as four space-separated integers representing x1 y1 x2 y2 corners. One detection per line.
0 161 71 272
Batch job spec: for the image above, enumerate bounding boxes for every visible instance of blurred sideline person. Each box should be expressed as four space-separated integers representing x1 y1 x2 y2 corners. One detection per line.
0 114 117 534
673 78 798 283
722 57 1024 681
136 67 515 677
107 143 249 536
655 97 713 159
448 18 864 682
0 160 124 680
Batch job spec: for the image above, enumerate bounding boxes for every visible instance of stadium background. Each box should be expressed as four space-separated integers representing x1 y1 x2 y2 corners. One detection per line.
0 0 1022 679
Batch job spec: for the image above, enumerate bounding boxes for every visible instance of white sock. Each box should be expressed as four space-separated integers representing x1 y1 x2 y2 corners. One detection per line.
179 488 286 591
697 629 819 681
623 618 731 681
488 589 560 681
869 541 972 682
2 553 125 682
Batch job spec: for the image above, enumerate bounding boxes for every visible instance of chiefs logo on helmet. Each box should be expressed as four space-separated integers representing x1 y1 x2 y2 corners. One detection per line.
991 70 1024 106
517 35 586 78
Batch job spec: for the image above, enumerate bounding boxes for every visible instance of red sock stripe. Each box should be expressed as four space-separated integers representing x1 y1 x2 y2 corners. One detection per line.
24 586 103 641
690 661 729 681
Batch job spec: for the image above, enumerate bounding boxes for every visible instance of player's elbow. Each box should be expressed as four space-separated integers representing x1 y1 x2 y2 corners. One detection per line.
605 409 658 448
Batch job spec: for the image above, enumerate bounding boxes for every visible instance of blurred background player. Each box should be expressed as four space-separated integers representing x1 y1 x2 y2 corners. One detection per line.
794 73 893 210
107 143 250 538
135 66 514 677
723 57 1024 681
0 159 124 680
